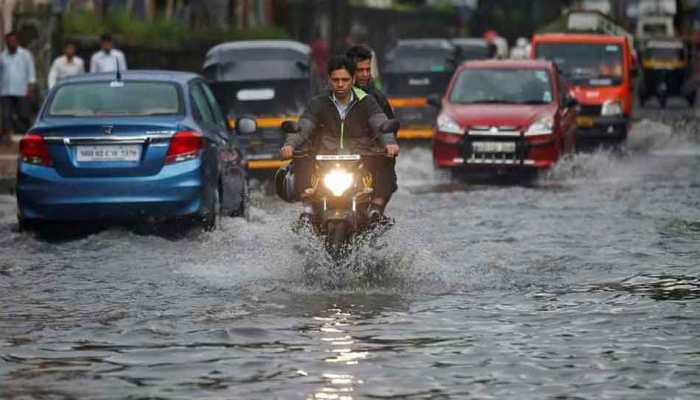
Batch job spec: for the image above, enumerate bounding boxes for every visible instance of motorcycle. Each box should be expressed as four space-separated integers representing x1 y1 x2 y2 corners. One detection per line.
277 119 399 259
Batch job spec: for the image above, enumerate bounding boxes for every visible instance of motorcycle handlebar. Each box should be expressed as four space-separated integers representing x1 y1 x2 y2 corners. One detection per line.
293 152 396 159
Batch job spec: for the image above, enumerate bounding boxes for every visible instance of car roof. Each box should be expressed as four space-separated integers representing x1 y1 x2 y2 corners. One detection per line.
532 33 627 45
395 38 455 50
643 38 684 49
451 38 489 47
61 70 200 84
460 59 553 70
205 40 310 57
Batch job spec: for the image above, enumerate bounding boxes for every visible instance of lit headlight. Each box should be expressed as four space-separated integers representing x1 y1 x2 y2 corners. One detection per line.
323 169 354 197
601 101 623 116
524 116 554 136
437 114 463 135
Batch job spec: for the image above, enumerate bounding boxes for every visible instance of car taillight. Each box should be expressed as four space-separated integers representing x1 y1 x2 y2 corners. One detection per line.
19 133 52 166
166 130 203 164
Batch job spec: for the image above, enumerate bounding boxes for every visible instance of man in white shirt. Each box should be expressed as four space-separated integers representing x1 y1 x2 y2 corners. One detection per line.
89 33 127 73
0 31 35 144
48 42 85 89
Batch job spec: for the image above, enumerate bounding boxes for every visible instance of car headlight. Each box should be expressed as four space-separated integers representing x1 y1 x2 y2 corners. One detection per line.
436 114 463 135
524 116 554 136
601 100 623 116
323 169 354 197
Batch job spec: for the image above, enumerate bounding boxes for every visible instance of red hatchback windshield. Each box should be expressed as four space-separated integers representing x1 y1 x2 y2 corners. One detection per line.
449 68 553 105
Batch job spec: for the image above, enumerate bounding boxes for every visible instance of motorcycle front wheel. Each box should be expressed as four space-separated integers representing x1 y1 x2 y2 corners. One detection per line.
325 220 350 260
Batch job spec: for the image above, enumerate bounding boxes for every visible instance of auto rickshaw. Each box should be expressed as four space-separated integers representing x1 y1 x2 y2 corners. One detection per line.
203 40 320 173
638 39 696 108
383 39 459 139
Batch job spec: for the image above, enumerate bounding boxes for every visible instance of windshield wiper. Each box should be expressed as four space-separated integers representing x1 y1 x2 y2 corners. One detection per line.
516 100 550 105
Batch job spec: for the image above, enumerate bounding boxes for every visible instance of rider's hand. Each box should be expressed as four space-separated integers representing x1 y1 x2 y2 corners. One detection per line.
280 145 295 159
385 143 400 157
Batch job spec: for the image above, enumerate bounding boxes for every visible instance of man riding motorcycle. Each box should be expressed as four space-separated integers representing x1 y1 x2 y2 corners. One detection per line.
280 55 400 222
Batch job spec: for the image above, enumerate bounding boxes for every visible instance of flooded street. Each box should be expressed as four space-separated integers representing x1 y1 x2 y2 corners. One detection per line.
1 107 699 399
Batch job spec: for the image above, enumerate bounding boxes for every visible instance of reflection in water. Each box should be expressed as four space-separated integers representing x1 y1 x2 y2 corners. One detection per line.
310 308 367 400
588 274 700 300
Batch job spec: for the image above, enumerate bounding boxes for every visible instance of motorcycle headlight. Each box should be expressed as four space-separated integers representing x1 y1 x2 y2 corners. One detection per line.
436 114 463 135
601 100 623 116
323 169 354 197
524 116 554 136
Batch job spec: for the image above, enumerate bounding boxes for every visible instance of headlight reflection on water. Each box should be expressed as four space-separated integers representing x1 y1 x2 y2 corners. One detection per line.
309 308 367 400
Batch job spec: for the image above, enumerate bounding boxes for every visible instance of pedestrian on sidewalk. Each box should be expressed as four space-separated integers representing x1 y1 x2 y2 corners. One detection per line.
48 41 85 89
0 31 36 145
90 33 127 73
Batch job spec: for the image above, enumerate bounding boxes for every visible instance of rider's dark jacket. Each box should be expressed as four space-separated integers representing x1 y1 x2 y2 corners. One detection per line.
284 87 397 154
362 81 395 120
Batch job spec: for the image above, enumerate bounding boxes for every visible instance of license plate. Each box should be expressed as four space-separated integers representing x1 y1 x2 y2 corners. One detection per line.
576 116 594 128
76 145 142 162
472 141 516 153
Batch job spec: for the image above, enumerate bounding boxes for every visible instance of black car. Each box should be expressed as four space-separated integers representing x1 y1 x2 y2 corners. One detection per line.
383 39 459 139
451 38 496 62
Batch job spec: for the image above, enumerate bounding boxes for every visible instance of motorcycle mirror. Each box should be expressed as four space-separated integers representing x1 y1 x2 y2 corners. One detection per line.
236 116 257 135
281 120 301 134
380 119 400 133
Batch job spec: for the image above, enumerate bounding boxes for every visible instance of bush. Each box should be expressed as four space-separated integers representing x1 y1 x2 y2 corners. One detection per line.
63 9 287 46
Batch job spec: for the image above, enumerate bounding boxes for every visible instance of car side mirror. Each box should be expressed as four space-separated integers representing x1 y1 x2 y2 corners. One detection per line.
427 94 441 108
565 95 578 108
235 116 257 135
281 120 301 134
380 119 400 133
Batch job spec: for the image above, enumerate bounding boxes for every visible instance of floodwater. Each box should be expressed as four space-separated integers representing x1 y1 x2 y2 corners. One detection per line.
1 107 699 399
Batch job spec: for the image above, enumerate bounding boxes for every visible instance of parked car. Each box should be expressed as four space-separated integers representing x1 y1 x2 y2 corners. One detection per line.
203 40 319 173
16 70 251 231
383 39 459 139
432 59 577 177
531 33 634 145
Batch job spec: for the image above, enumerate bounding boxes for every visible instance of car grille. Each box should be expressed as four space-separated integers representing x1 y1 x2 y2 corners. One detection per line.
578 104 602 116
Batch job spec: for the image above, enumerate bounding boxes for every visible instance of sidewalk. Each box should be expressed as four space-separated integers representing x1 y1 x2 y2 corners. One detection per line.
0 135 19 194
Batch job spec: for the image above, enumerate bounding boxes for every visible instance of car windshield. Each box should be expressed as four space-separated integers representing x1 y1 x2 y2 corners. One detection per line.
48 81 182 117
204 48 309 81
536 43 624 82
457 45 492 61
645 47 684 60
449 68 553 105
386 47 454 73
643 24 669 36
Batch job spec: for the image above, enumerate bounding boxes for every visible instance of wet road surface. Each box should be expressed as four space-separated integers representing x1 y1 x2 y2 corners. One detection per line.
1 105 699 399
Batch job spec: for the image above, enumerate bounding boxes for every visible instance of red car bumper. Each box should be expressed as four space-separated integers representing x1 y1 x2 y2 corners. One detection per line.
432 130 560 170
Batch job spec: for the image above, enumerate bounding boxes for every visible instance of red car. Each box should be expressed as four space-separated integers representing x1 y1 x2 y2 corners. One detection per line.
432 59 577 176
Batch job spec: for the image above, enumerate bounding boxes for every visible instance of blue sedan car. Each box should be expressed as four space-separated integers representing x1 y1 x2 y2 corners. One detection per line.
17 70 251 231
